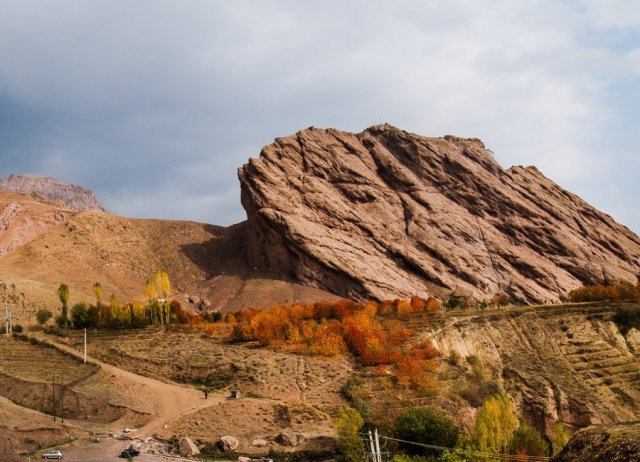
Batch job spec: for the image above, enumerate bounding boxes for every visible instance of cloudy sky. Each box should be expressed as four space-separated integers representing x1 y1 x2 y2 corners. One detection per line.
0 0 638 233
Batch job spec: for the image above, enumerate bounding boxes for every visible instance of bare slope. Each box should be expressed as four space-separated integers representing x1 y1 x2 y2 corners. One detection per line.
0 195 335 317
239 125 640 302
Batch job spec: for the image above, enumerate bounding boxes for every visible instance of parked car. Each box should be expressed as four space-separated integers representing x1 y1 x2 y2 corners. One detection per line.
120 448 140 458
42 450 63 459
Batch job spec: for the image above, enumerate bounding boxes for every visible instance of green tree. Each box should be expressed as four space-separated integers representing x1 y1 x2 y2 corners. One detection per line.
57 283 70 329
509 422 549 457
439 435 475 462
335 406 365 462
36 308 53 326
394 407 459 457
93 282 103 307
474 394 517 455
551 421 570 455
71 303 90 329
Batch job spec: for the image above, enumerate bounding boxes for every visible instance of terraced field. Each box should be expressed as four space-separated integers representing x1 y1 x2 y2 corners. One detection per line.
0 336 96 383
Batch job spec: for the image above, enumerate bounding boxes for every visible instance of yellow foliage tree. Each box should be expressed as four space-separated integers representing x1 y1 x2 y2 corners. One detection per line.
474 393 518 455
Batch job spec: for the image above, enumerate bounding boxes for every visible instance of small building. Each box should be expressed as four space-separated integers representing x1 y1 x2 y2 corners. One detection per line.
230 390 241 399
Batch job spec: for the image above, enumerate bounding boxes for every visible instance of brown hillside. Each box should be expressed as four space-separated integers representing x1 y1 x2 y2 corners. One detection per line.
0 195 335 319
239 125 640 303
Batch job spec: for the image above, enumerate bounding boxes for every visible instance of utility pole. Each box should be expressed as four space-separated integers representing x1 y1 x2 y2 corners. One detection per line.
83 328 87 364
52 375 56 422
367 430 376 462
374 428 382 462
60 373 64 423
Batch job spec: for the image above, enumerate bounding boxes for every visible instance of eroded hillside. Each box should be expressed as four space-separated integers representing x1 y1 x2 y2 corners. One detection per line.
427 304 640 436
0 193 335 320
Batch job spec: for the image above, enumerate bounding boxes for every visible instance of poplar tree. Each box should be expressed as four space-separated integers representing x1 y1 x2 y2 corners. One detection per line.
57 283 70 329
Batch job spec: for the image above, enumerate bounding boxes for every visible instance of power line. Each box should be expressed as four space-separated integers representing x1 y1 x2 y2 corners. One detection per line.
379 434 551 462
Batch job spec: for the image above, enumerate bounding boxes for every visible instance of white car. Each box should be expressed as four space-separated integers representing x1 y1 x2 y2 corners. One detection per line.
42 450 63 459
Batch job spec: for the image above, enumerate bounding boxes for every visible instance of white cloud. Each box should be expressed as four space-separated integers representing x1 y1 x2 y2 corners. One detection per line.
0 0 638 232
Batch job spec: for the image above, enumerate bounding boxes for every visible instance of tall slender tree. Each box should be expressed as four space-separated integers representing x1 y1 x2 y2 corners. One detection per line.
154 270 172 324
144 278 156 324
92 282 103 307
57 283 70 329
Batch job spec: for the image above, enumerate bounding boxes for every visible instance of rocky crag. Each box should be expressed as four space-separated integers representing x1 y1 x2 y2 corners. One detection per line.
239 125 640 302
552 421 640 462
0 174 103 211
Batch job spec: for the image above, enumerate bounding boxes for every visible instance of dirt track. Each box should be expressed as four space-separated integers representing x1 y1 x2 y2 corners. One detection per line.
32 334 227 460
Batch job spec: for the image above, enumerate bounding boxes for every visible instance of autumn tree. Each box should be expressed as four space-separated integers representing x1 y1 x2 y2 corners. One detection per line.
474 393 518 455
154 270 172 324
57 283 70 329
93 282 103 307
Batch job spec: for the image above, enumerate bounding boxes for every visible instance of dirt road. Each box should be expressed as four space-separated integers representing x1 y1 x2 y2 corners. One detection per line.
32 334 225 460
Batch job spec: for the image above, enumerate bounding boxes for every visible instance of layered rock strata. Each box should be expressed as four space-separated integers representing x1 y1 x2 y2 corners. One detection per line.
239 125 640 302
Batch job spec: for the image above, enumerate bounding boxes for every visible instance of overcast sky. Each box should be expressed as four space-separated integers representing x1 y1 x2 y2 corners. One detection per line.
0 0 638 233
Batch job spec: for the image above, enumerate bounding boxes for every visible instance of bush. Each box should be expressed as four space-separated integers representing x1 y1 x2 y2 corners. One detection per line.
394 408 459 456
36 308 53 326
336 406 365 462
12 324 23 333
341 376 371 418
613 306 640 335
509 422 549 457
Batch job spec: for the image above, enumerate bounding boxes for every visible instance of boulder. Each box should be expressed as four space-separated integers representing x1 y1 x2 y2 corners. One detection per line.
179 437 200 457
217 435 240 452
276 432 304 447
252 438 268 447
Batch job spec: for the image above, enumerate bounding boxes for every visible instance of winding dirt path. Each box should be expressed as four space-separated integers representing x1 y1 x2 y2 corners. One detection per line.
32 333 224 460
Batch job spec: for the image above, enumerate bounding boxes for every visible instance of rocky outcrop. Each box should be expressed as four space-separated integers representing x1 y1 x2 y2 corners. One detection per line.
0 174 103 211
239 125 640 302
552 421 640 462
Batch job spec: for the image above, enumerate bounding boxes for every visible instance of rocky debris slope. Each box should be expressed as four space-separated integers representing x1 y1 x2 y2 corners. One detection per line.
239 125 640 302
0 174 103 211
552 421 640 462
0 192 73 256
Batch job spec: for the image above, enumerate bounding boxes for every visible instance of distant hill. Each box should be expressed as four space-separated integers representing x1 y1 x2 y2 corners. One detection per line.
0 174 104 211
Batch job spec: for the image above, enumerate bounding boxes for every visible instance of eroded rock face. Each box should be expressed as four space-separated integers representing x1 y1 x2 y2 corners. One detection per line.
552 421 640 462
0 174 103 211
239 125 640 302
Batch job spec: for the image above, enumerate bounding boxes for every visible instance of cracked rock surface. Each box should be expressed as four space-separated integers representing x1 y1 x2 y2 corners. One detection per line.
238 125 640 302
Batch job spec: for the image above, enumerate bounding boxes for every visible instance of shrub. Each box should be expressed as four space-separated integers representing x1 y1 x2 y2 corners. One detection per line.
394 407 459 456
336 406 365 462
36 308 53 326
340 377 371 418
613 306 640 335
551 421 570 455
509 422 549 457
12 324 23 333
